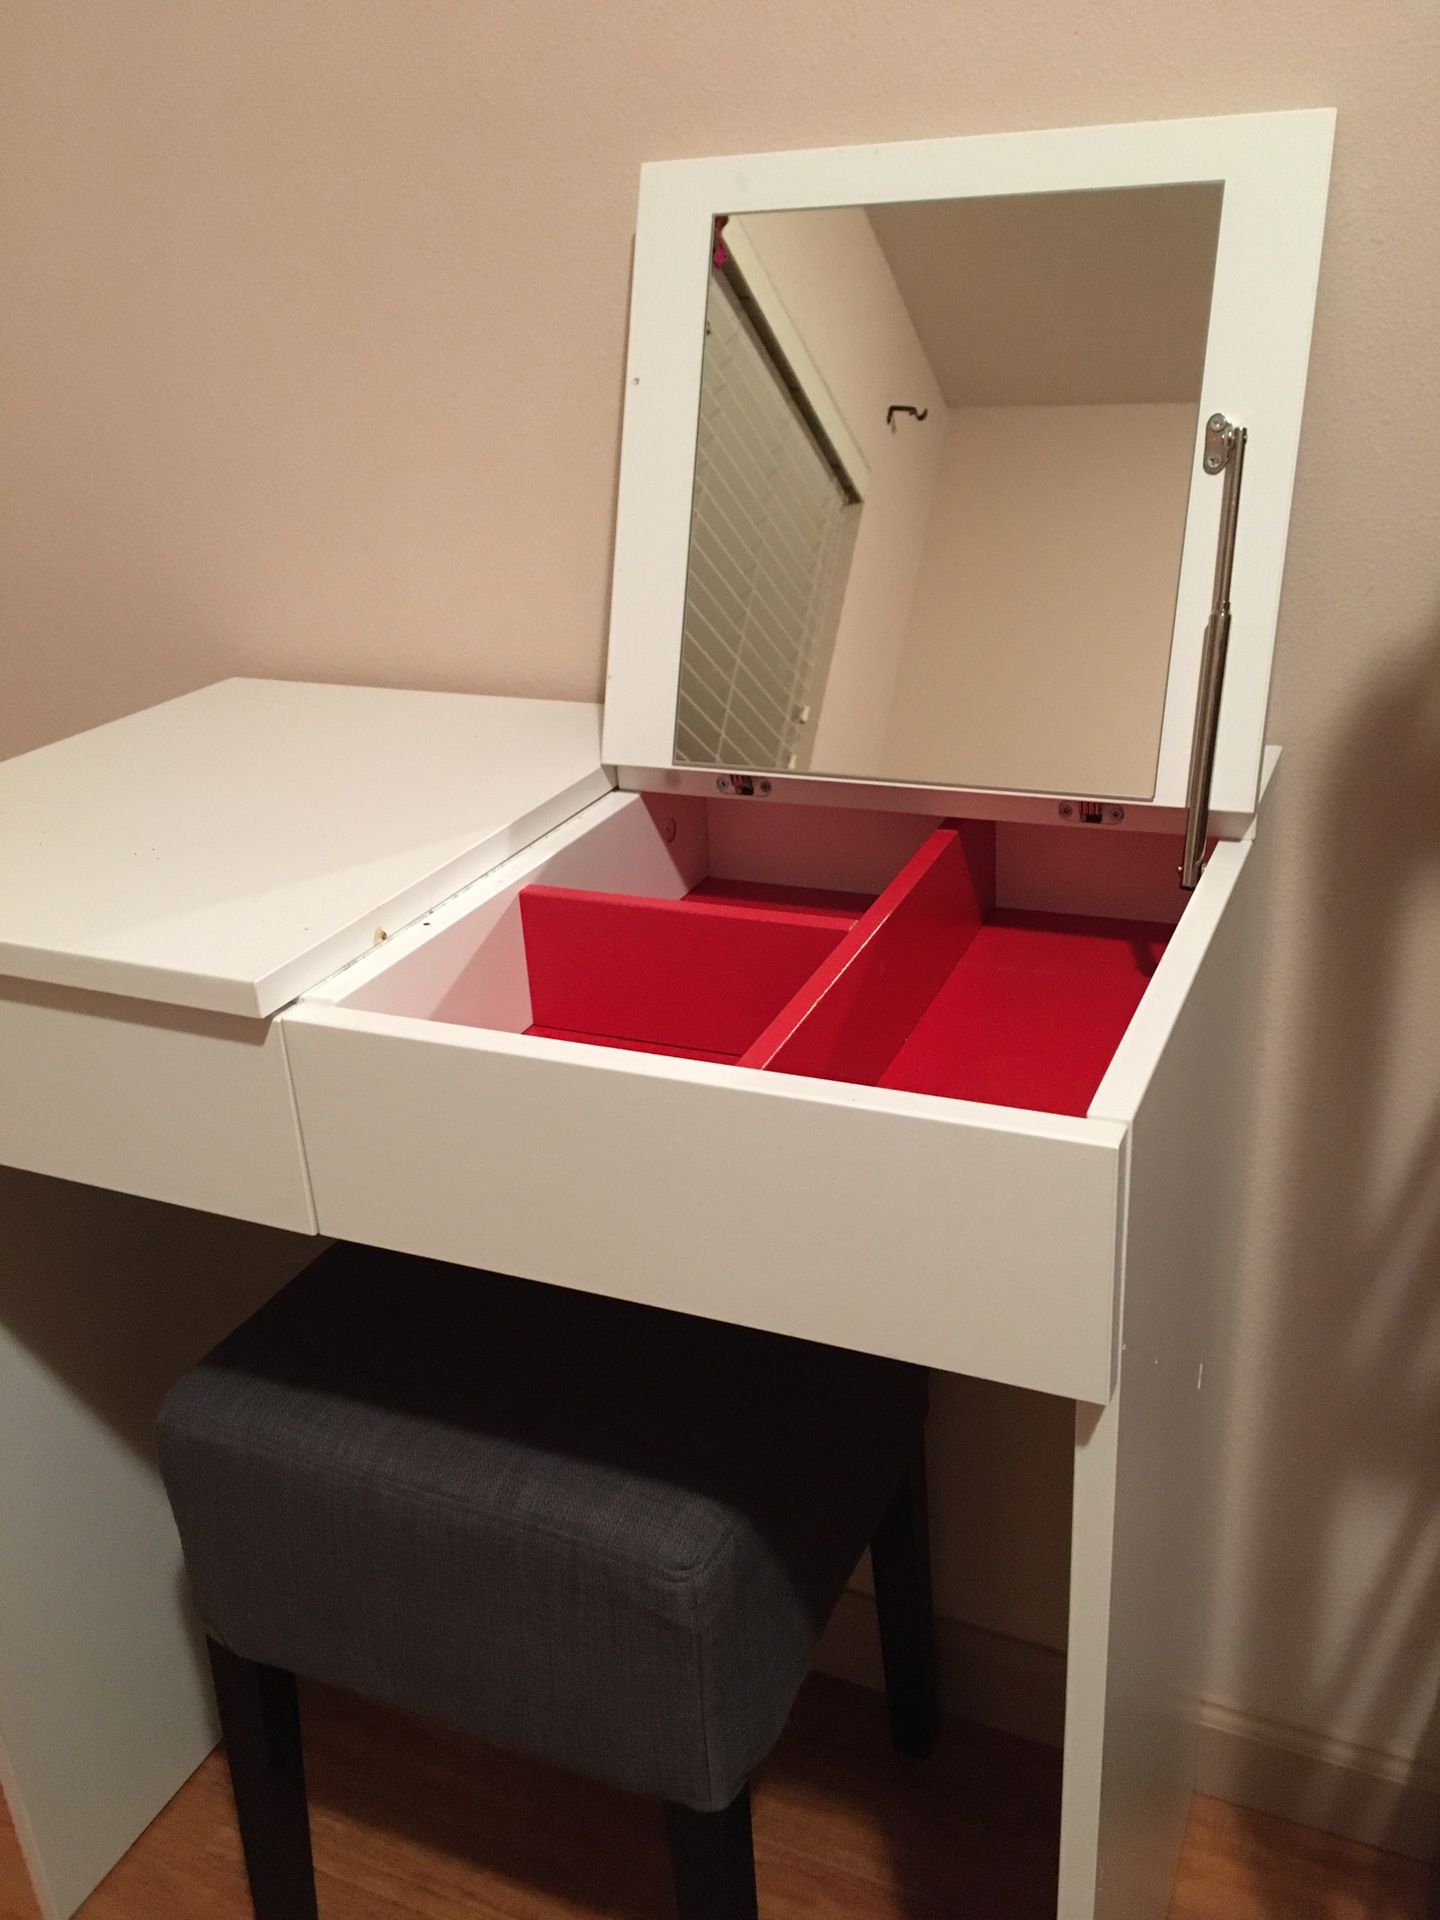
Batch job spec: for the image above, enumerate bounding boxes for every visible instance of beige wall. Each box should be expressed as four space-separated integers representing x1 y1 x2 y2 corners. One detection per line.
881 401 1196 795
5 0 1440 1819
735 208 947 774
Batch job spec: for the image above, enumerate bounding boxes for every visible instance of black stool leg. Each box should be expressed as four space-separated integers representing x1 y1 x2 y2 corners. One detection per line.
663 1787 758 1920
870 1441 940 1759
207 1638 318 1920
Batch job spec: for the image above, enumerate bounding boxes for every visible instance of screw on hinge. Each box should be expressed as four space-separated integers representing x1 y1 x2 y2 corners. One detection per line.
1203 412 1238 475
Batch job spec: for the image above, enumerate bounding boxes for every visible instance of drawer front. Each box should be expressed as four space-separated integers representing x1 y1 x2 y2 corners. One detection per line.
0 980 316 1231
283 1009 1125 1400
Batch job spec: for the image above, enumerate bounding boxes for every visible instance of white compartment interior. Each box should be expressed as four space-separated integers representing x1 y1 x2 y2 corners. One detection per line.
325 793 1190 1040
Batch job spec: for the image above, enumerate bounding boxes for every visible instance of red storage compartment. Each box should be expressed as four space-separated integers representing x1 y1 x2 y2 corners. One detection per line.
517 821 1170 1117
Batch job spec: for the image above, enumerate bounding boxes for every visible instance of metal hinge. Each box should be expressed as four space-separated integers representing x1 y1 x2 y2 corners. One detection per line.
1180 414 1248 891
1202 412 1239 476
1058 802 1126 825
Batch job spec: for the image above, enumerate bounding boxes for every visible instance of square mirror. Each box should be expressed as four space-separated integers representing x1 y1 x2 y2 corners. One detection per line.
676 185 1222 796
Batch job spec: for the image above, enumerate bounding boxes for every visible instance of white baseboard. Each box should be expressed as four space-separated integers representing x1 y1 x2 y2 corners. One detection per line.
817 1591 1440 1864
1193 1698 1440 1863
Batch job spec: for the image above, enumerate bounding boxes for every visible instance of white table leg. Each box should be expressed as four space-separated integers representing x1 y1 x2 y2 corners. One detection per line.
1056 808 1266 1919
0 1169 313 1918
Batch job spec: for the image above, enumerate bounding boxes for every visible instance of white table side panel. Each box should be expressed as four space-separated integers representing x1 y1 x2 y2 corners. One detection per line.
1058 777 1270 1919
0 982 316 1231
0 1174 315 1919
0 681 609 1017
1088 838 1256 1128
282 1013 1125 1403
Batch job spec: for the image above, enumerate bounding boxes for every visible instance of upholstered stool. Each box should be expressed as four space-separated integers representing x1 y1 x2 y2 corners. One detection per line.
157 1245 937 1919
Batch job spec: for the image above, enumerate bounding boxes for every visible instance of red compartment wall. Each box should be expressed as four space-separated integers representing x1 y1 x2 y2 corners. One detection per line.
742 821 995 1085
519 887 852 1058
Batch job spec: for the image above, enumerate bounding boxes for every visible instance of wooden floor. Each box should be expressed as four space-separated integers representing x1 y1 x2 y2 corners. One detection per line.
1 1676 1429 1918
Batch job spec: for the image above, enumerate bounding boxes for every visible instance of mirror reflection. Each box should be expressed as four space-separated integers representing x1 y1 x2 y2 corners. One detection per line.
674 184 1223 795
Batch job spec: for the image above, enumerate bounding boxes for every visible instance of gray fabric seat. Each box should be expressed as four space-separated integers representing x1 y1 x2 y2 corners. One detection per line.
157 1244 929 1815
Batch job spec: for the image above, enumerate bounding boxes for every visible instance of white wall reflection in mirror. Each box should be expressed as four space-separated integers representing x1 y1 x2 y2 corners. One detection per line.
673 184 1224 796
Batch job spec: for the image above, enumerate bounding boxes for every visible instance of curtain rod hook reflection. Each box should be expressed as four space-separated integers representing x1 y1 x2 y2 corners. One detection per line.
887 404 929 428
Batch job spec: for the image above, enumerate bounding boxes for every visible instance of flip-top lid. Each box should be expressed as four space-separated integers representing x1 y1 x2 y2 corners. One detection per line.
602 110 1334 831
0 679 608 1017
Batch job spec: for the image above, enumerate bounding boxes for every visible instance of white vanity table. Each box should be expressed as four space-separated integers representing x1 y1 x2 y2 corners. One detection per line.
0 109 1333 1920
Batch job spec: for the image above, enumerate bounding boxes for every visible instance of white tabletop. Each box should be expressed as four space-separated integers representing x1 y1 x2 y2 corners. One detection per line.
0 680 609 1017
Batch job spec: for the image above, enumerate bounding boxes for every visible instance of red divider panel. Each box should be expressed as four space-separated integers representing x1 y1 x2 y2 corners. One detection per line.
741 820 996 1084
878 911 1169 1117
518 887 852 1059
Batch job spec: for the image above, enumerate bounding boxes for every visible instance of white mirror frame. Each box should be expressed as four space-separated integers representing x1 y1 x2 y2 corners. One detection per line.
602 109 1333 828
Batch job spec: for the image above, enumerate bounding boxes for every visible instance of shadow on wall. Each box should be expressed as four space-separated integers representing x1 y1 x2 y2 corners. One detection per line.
1 1167 313 1464
1226 614 1440 1855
